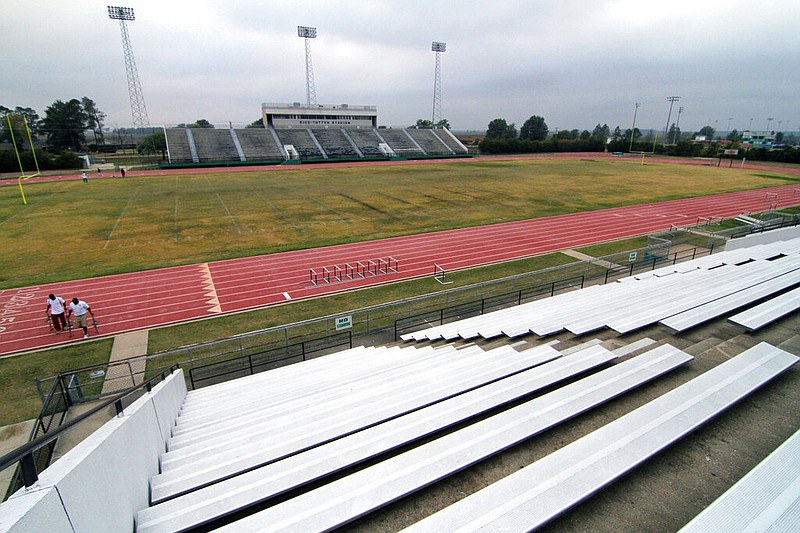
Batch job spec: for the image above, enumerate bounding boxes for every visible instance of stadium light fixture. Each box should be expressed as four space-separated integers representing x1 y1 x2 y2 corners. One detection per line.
297 26 317 39
108 5 135 20
298 26 318 105
431 41 446 53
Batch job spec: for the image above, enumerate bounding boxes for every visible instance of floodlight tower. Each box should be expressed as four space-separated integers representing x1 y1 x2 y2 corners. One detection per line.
431 42 446 125
108 6 150 129
673 106 684 144
298 26 318 106
629 102 640 152
664 96 680 144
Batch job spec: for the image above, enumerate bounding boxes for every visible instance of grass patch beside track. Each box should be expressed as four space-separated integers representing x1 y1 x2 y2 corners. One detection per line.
0 339 112 426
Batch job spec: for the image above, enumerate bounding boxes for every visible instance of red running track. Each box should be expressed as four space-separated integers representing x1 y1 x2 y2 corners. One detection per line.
2 183 800 355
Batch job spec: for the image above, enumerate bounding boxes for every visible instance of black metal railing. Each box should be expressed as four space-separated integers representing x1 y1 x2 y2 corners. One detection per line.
188 331 352 389
1 364 179 501
395 276 585 340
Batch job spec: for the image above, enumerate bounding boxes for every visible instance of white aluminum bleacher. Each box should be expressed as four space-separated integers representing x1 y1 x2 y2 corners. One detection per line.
661 260 800 333
728 285 800 331
150 343 561 503
401 238 800 343
208 344 695 532
678 427 800 533
136 344 619 533
402 342 798 533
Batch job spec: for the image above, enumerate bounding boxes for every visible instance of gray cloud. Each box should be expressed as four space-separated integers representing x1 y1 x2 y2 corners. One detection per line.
2 0 798 134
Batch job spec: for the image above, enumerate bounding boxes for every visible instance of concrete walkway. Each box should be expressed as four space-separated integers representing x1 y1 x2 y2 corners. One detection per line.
100 330 150 395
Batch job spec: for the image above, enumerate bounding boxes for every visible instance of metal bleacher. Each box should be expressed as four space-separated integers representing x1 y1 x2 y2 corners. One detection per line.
310 128 360 158
163 125 470 164
348 128 385 157
376 128 426 156
405 128 454 155
137 342 698 532
188 128 242 163
402 342 798 533
402 237 800 343
273 128 324 158
678 427 800 533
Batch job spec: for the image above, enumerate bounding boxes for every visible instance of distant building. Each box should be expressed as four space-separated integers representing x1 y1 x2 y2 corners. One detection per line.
261 102 377 128
741 131 776 149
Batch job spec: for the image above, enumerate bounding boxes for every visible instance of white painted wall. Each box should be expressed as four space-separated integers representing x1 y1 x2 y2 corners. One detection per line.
0 370 186 533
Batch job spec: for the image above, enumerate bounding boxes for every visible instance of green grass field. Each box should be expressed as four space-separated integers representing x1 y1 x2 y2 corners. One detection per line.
2 158 797 289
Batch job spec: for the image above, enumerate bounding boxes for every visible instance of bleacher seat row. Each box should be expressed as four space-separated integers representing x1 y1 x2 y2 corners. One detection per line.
163 126 468 164
402 237 800 342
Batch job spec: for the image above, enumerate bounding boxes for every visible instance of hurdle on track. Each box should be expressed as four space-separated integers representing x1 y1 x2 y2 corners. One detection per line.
433 263 453 285
309 257 399 286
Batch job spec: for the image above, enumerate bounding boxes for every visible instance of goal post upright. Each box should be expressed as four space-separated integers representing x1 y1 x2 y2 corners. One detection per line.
7 114 41 205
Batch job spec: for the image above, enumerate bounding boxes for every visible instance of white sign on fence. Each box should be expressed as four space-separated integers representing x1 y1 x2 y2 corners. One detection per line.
335 315 353 330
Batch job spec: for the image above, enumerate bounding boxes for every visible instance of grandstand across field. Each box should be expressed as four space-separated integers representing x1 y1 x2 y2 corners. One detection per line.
162 102 469 166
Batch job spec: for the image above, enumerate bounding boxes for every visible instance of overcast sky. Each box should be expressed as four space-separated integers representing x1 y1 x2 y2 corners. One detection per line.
3 1 798 134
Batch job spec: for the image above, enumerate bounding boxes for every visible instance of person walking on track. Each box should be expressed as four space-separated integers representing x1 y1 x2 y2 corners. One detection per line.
45 293 67 332
68 297 95 339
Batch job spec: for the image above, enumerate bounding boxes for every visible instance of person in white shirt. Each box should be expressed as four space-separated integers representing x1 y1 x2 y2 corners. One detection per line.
45 293 67 332
68 297 95 339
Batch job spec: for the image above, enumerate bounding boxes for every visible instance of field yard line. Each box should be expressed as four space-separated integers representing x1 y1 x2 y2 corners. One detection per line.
242 182 300 230
103 183 141 250
203 176 242 234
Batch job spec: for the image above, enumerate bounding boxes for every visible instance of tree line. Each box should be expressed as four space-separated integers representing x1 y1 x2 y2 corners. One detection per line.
477 115 800 163
0 98 170 173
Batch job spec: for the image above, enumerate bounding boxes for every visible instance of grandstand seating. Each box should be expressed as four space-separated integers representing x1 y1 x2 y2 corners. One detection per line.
234 128 284 161
188 128 241 163
347 128 384 156
402 237 800 342
163 128 194 163
273 128 324 159
373 129 426 156
406 128 454 155
403 342 798 533
311 128 360 158
678 427 800 533
164 126 468 164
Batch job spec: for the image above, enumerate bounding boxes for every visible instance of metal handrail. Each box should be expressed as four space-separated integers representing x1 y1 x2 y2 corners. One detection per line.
0 364 179 493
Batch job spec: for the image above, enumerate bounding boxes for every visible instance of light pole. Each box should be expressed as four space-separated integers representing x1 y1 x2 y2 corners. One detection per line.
629 102 640 152
664 96 680 145
108 6 149 129
767 117 774 130
673 106 684 144
431 42 446 126
298 26 318 106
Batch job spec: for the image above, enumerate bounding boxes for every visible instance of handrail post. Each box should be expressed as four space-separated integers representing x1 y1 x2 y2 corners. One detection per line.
114 399 124 418
20 452 38 488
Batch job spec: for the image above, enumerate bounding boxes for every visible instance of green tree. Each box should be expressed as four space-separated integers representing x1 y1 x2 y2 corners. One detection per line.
591 124 610 141
137 131 167 158
519 115 548 141
486 118 517 139
667 123 681 144
1 106 40 143
39 99 89 151
413 119 434 129
246 118 264 128
435 119 450 129
82 97 106 147
697 126 715 139
188 119 214 128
